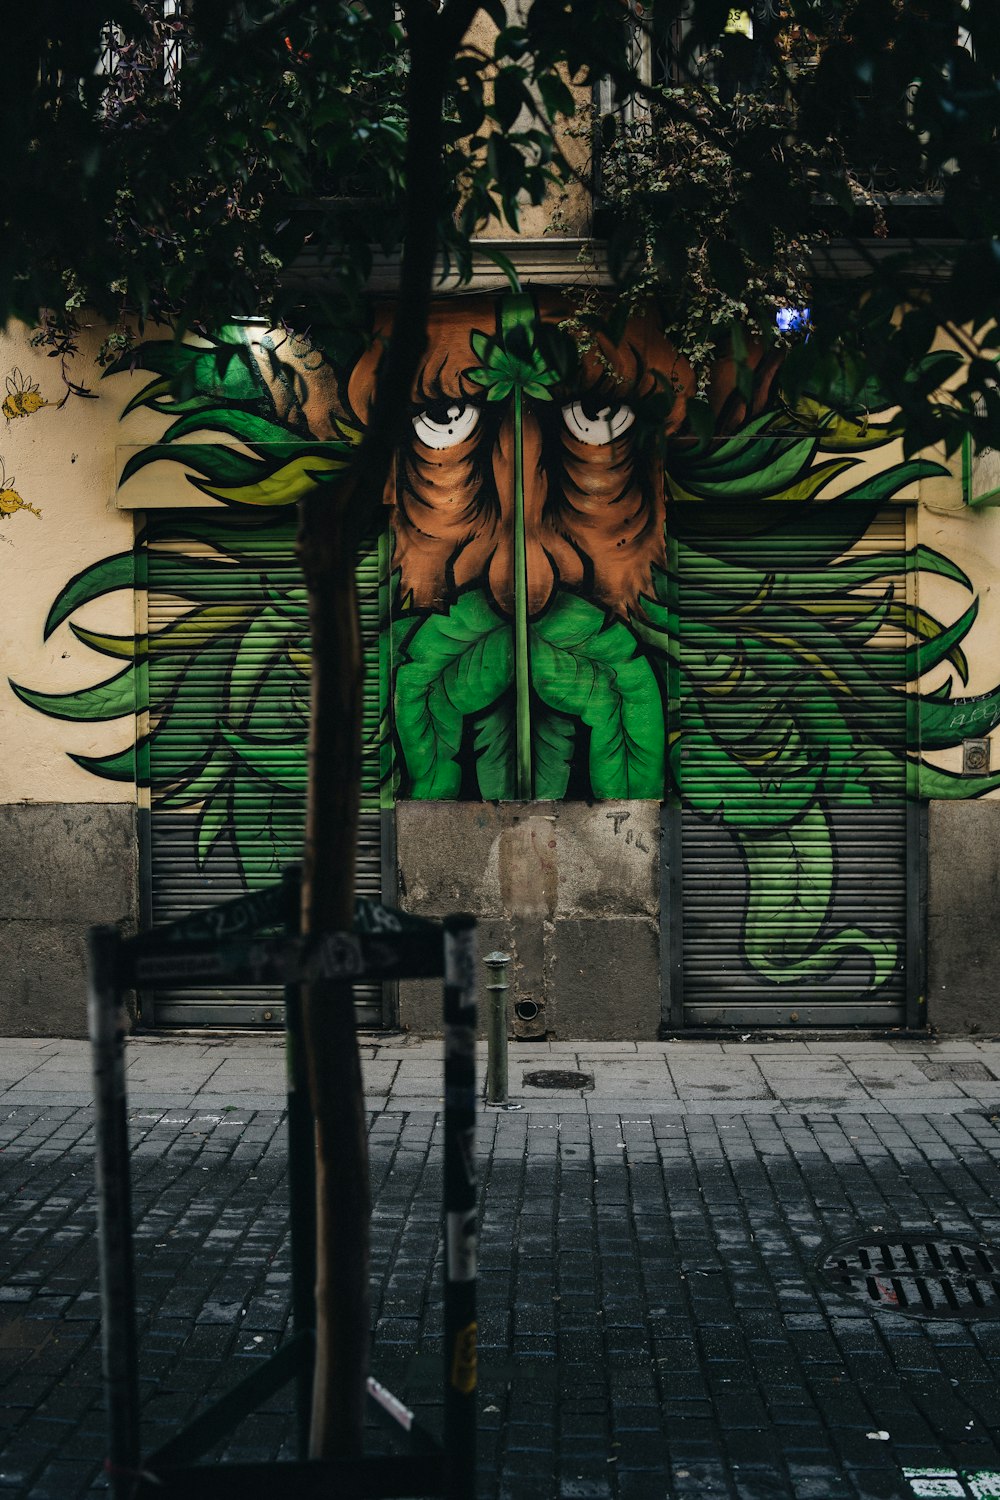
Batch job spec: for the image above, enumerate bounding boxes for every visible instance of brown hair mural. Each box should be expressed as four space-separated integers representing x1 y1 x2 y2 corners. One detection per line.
373 296 686 619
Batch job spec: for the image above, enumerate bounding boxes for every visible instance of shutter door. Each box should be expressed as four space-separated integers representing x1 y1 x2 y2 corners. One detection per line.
674 505 909 1027
143 512 386 1028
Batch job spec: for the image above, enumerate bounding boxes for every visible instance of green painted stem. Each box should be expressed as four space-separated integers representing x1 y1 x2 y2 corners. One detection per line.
513 385 532 799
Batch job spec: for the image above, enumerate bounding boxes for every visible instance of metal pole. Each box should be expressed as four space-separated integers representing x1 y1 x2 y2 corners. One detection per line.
281 865 316 1458
442 915 477 1500
87 925 140 1500
483 952 510 1108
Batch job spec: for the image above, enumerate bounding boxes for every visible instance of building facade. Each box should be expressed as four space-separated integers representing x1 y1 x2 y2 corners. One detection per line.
2 280 1000 1038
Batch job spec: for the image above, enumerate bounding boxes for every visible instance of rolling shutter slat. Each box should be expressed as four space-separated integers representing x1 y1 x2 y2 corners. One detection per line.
676 507 909 1026
145 516 385 1028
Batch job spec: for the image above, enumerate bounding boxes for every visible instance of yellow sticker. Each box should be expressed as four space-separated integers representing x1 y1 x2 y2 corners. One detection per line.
451 1321 477 1395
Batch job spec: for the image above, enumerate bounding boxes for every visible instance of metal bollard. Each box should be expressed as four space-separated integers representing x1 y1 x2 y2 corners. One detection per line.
483 951 511 1107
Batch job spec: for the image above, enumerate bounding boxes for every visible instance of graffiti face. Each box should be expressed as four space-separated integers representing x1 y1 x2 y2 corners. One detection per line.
349 297 688 621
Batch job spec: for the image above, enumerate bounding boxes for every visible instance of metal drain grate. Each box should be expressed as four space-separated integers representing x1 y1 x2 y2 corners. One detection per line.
918 1061 995 1082
820 1238 1000 1318
522 1069 594 1091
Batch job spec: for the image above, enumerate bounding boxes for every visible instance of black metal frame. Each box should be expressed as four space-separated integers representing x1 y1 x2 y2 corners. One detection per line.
87 869 478 1499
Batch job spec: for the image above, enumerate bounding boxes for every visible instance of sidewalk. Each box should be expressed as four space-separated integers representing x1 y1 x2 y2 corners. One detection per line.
5 1032 1000 1115
4 1033 1000 1499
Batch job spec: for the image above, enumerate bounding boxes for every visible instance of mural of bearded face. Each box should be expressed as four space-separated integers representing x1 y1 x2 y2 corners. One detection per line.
346 295 692 621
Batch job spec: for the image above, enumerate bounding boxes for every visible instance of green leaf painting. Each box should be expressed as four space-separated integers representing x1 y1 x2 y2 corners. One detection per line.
530 596 664 799
740 811 899 988
394 591 514 798
13 508 315 888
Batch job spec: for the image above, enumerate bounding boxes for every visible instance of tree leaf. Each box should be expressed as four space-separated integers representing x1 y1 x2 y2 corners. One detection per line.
196 788 233 868
221 725 307 791
9 664 138 722
69 742 140 781
196 452 351 507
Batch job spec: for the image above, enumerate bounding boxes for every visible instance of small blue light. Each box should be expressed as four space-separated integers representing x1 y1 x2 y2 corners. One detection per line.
776 306 811 333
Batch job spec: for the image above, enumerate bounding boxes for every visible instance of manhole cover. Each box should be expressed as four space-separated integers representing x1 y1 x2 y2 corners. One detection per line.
820 1238 1000 1319
919 1061 995 1082
522 1070 594 1091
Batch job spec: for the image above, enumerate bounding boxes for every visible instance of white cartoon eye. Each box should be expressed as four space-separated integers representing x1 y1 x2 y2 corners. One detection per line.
562 400 635 446
412 401 480 450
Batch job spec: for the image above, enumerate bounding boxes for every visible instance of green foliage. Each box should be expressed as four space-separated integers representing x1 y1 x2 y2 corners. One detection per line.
392 589 665 801
639 412 1000 987
592 83 818 388
741 814 899 988
4 0 999 442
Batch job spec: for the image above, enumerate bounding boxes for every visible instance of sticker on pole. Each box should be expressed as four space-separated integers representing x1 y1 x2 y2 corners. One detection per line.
446 1209 477 1283
451 1321 477 1396
456 1126 477 1190
306 932 364 979
444 927 476 1004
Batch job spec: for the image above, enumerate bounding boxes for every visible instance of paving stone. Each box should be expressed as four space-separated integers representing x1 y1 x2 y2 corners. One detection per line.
7 1041 1000 1497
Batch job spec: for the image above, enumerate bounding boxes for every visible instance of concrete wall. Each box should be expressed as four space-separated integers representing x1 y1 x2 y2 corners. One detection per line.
0 803 138 1036
928 800 1000 1035
395 801 661 1039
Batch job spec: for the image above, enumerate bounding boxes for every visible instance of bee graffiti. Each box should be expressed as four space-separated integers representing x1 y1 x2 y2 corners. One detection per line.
0 457 41 520
3 368 53 423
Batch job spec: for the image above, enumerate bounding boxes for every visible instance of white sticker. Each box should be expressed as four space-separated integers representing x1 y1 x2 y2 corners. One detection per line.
446 1209 477 1282
457 1125 477 1189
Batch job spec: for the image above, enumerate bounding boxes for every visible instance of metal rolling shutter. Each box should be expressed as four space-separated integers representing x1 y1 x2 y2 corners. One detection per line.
675 506 909 1027
144 513 386 1028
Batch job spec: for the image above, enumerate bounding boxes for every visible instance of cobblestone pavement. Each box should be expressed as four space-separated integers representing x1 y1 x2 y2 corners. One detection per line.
5 1036 1000 1498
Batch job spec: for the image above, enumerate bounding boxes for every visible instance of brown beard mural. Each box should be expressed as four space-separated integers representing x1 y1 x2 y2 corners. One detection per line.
348 294 693 621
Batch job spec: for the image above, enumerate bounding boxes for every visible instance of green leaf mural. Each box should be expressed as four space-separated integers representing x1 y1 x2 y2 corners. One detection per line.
532 709 577 801
473 702 517 800
12 503 314 888
740 809 899 988
530 595 664 799
394 591 514 798
463 294 560 795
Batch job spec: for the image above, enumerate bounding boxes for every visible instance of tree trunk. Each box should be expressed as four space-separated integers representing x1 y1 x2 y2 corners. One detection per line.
294 0 481 1463
297 492 370 1463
